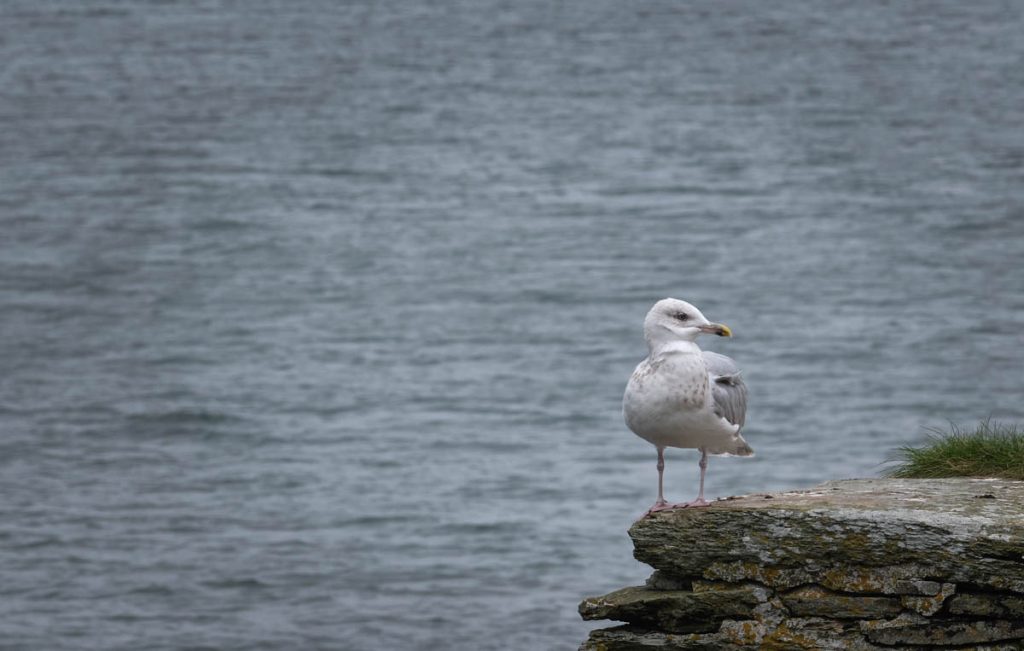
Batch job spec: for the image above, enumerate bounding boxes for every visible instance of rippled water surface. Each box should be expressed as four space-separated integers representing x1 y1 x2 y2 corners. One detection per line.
2 1 1024 649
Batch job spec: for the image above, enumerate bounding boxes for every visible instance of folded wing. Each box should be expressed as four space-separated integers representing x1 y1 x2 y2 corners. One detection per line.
702 350 747 428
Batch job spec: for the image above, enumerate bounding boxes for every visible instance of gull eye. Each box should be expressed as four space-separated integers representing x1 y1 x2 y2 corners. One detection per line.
675 312 689 321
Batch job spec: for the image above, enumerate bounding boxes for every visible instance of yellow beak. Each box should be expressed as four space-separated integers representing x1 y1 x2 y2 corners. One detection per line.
699 322 732 337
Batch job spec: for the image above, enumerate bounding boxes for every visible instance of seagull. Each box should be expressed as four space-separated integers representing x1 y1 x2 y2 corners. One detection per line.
623 298 751 516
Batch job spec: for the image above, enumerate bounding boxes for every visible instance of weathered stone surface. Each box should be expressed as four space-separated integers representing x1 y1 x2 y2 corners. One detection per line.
689 580 769 600
947 592 1024 618
759 617 882 650
579 619 887 651
580 626 723 650
630 479 1024 593
579 586 762 633
860 612 1024 645
900 582 955 615
583 479 1024 649
645 570 690 591
819 566 947 595
894 579 942 596
780 585 902 619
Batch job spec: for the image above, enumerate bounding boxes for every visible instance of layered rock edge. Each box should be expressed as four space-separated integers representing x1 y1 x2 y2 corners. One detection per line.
580 478 1024 649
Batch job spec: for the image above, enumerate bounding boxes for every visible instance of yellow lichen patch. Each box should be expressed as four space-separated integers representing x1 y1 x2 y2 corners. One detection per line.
718 619 764 646
704 561 810 590
838 531 871 552
760 622 821 650
820 567 886 593
692 579 745 593
901 583 955 616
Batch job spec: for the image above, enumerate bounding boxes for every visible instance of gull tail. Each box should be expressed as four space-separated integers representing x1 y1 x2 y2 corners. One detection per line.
711 433 754 457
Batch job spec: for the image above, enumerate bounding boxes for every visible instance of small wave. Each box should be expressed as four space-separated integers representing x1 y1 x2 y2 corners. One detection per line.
201 577 271 590
127 583 176 597
334 514 429 528
440 521 528 535
597 184 768 198
191 218 253 232
295 167 392 181
124 410 243 426
9 536 64 550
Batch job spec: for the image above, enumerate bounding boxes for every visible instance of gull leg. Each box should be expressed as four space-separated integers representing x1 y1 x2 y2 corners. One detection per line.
674 448 710 508
642 446 671 516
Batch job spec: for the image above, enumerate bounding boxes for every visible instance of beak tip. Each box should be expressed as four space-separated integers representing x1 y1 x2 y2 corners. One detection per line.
698 322 733 337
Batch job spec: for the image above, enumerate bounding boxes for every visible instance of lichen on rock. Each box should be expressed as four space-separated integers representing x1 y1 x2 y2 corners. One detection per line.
579 585 763 634
580 478 1024 650
780 585 902 619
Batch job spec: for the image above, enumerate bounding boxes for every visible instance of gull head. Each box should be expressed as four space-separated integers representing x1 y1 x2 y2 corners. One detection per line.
643 298 732 347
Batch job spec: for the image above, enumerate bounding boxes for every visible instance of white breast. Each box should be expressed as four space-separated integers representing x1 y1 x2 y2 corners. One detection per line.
623 349 739 450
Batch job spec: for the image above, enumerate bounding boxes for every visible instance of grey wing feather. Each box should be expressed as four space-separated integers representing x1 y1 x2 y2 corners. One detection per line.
702 351 747 428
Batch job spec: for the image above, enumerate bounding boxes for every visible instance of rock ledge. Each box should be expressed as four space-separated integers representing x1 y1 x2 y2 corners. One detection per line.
580 478 1024 650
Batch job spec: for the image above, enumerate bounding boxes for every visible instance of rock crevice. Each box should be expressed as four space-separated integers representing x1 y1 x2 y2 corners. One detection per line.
580 478 1024 649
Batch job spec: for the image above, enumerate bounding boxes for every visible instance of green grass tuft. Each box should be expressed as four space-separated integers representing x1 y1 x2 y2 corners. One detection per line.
885 421 1024 480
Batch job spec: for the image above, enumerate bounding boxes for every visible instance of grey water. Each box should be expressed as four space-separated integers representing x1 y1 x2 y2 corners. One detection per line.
2 1 1023 649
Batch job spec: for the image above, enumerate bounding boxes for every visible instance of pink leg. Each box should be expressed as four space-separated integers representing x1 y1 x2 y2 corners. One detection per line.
673 448 710 508
642 446 671 516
